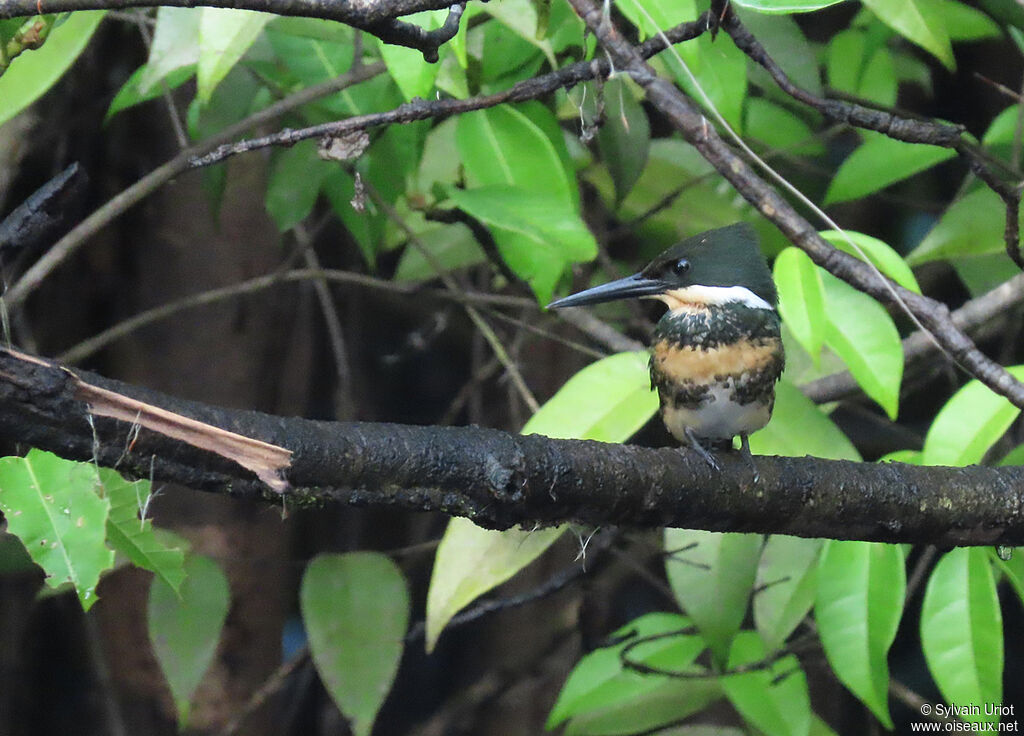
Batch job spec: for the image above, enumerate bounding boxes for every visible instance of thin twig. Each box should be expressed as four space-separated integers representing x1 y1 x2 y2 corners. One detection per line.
293 225 355 419
219 646 311 736
485 307 607 360
405 529 616 642
438 356 499 426
57 268 531 364
361 178 541 413
905 546 938 604
187 14 711 169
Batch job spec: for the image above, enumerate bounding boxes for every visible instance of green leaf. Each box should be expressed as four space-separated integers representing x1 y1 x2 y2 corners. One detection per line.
774 247 827 364
148 554 230 725
425 519 563 651
268 16 353 43
880 449 923 464
908 188 1022 264
0 11 106 128
548 612 704 728
999 443 1024 466
721 632 811 736
607 139 746 247
414 117 462 197
98 468 185 593
447 185 597 303
810 714 841 736
0 450 114 610
827 29 897 108
935 0 1001 41
732 0 846 11
825 133 956 204
197 8 272 104
749 379 861 460
738 10 822 95
959 257 1024 304
819 230 921 293
597 77 650 204
448 186 595 262
522 352 657 442
482 0 557 68
614 0 697 40
821 272 903 419
377 10 445 101
921 548 1002 724
982 105 1020 147
393 223 485 281
265 141 330 231
301 553 409 736
0 532 35 574
664 528 762 667
139 7 200 93
106 63 196 121
477 17 545 87
921 365 1024 466
815 541 905 729
565 677 721 736
861 0 955 70
754 535 823 651
266 25 353 87
457 104 576 207
672 33 748 133
745 98 823 155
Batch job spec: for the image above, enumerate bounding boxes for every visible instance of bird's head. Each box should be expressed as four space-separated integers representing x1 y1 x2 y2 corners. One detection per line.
547 222 777 312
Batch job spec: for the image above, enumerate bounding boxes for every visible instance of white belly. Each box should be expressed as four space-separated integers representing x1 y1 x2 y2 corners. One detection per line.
661 384 771 442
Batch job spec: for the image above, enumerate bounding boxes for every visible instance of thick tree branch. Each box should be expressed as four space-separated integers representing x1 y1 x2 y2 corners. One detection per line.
0 0 464 58
2 348 1024 547
565 0 1024 410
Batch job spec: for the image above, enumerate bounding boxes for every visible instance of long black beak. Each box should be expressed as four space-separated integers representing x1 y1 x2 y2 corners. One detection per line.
547 273 667 309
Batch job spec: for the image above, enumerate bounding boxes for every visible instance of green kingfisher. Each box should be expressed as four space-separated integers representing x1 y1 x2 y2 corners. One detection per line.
547 222 784 468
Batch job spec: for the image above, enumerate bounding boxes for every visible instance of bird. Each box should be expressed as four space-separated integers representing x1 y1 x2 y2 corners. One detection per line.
547 222 784 469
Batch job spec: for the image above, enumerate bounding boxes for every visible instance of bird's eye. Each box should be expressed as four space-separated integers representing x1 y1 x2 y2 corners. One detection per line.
672 258 690 275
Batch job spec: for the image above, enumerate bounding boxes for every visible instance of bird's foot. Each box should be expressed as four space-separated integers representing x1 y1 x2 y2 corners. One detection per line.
739 433 759 484
684 427 721 471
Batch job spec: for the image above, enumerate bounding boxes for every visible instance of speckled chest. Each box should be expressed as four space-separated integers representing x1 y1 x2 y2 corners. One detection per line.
649 303 784 441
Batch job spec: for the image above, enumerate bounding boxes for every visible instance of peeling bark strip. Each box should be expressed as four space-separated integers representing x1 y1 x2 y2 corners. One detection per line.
2 348 1024 546
2 349 291 492
73 381 291 493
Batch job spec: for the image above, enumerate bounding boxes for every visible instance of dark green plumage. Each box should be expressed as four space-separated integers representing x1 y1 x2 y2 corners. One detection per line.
638 222 777 307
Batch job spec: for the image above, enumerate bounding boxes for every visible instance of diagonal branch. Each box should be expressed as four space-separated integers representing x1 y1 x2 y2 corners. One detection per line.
722 12 1024 270
2 347 1024 547
565 0 1024 410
